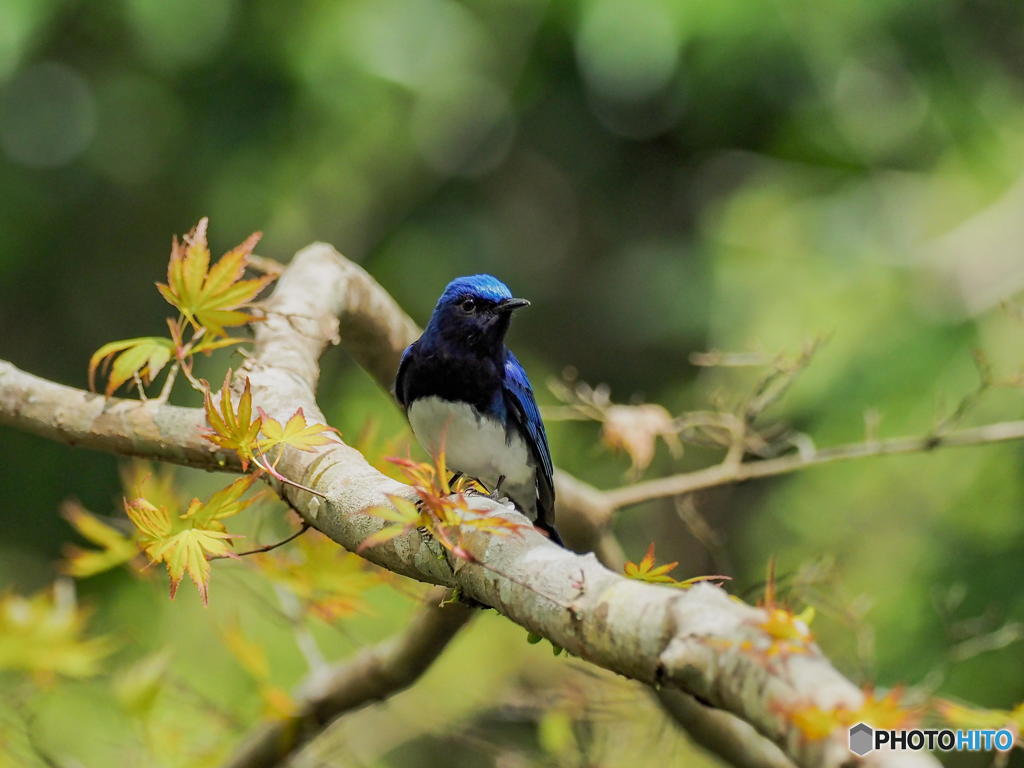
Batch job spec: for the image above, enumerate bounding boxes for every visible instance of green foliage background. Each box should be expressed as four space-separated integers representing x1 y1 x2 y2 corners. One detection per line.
1 0 1023 765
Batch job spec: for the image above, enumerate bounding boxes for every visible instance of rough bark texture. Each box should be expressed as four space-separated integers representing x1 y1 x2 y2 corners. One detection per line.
0 362 233 470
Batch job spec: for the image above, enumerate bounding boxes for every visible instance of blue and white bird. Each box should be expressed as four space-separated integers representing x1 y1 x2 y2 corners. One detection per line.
395 275 561 545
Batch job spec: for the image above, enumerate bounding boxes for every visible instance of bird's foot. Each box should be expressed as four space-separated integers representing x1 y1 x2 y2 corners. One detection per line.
486 475 510 504
465 486 509 505
415 525 432 544
455 476 510 506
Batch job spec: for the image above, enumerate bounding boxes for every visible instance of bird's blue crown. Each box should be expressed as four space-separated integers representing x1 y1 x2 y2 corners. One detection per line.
437 274 513 307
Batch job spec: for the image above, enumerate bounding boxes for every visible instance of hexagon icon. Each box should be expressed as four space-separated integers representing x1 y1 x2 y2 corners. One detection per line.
849 722 874 756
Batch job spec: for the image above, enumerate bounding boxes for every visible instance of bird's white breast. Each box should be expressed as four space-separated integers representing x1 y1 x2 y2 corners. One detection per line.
407 396 536 515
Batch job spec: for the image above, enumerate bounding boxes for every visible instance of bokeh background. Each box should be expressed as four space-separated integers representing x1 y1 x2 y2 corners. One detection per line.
2 0 1024 765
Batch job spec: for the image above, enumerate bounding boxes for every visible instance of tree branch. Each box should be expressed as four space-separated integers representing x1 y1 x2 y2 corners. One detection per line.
0 243 940 768
233 247 799 768
0 361 235 471
602 419 1024 512
222 587 473 768
237 244 933 768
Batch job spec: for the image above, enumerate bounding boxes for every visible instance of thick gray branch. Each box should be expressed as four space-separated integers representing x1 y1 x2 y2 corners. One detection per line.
233 244 935 768
0 362 234 470
223 587 473 768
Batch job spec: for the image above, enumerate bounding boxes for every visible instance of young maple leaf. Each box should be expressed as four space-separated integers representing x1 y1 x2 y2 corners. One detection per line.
202 371 262 469
750 557 815 655
124 496 236 604
258 407 340 452
853 689 917 730
182 473 265 527
59 500 138 578
359 456 530 558
624 542 681 583
936 699 1024 732
357 495 425 552
88 336 175 396
123 477 261 604
624 543 731 589
150 528 236 603
257 533 385 620
0 583 114 681
123 497 173 548
120 461 180 513
156 217 273 338
786 702 848 740
757 606 816 656
786 688 917 741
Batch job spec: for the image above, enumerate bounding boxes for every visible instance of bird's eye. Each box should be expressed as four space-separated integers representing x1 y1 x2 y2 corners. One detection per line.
461 298 476 313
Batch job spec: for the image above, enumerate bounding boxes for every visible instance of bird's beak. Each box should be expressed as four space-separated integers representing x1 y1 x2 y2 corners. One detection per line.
496 297 530 313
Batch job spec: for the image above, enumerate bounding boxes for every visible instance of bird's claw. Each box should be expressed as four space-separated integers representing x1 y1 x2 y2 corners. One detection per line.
464 486 509 505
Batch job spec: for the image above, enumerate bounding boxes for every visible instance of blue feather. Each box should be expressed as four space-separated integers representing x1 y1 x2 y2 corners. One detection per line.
395 274 562 546
502 351 555 522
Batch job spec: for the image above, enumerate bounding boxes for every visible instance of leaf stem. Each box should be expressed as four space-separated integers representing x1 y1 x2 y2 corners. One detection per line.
212 522 312 560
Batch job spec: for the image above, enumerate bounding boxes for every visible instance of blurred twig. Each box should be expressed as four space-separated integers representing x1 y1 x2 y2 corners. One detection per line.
550 341 1024 515
603 417 1024 511
221 588 473 768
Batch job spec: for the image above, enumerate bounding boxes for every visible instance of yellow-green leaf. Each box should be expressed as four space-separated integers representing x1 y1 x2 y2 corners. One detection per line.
183 474 264 527
123 473 262 603
0 583 114 680
150 527 236 604
624 542 680 583
88 336 174 395
202 371 263 469
120 462 179 514
123 497 172 548
156 218 272 338
60 501 138 578
255 532 383 621
357 524 413 552
259 407 340 452
937 700 1024 731
624 542 731 589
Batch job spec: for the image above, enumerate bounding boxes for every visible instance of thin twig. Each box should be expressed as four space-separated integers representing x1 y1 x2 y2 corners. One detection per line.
246 253 286 276
274 584 327 673
604 418 1024 511
227 522 312 559
132 371 149 401
252 450 328 499
157 363 179 403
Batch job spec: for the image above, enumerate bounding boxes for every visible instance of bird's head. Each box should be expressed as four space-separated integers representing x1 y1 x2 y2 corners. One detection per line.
426 274 530 354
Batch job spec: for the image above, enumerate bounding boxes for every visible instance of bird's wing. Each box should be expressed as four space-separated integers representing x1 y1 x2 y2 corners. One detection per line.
502 351 557 535
394 343 415 409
